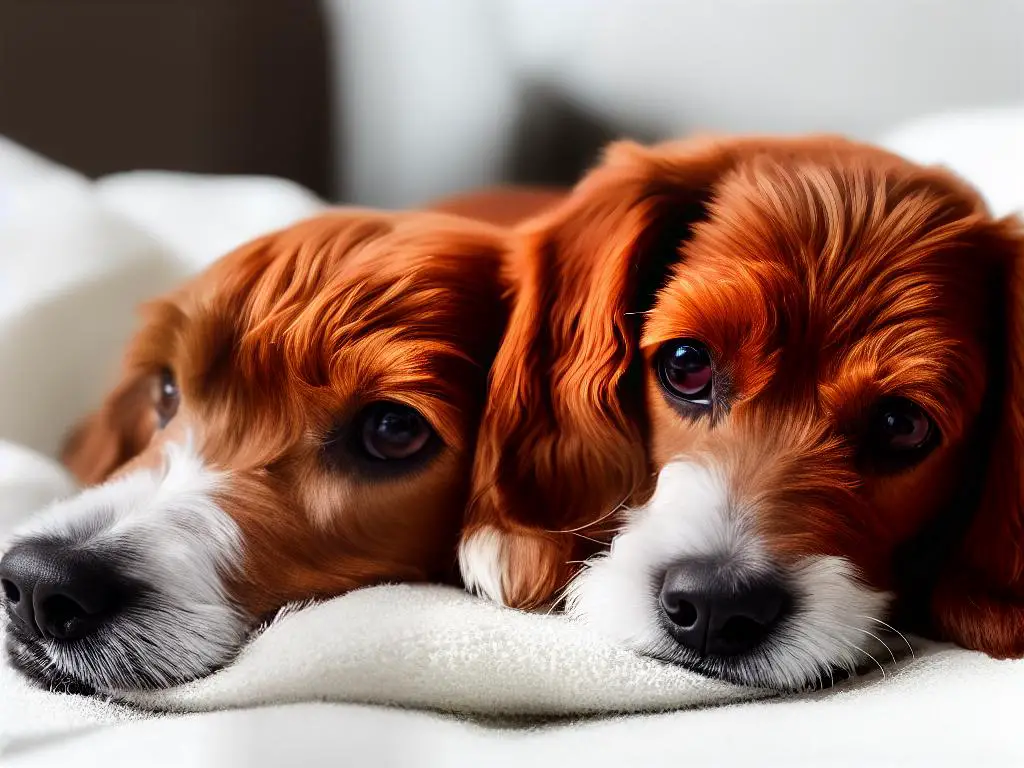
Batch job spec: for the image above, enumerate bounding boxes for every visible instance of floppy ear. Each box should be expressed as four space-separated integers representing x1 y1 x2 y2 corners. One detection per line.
931 217 1024 657
60 371 158 486
458 137 761 608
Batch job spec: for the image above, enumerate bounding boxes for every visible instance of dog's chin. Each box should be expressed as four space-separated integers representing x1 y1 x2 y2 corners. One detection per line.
5 621 97 696
582 603 894 693
3 604 251 696
641 619 858 692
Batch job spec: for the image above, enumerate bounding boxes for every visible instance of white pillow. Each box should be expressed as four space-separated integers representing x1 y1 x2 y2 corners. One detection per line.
95 171 324 274
0 146 184 457
0 441 76 547
0 137 326 458
878 105 1024 218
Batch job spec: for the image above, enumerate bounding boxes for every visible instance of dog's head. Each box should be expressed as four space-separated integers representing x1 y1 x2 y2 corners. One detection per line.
463 135 1024 688
1 211 511 694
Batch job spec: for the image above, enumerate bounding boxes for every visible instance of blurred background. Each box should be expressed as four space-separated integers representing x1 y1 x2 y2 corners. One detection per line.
1 0 1022 208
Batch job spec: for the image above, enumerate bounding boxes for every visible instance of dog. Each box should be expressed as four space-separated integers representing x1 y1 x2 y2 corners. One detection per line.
0 209 512 694
459 135 1024 689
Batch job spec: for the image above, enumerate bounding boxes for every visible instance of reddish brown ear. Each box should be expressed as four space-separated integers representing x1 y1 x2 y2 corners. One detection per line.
60 372 157 486
458 137 759 608
932 217 1024 657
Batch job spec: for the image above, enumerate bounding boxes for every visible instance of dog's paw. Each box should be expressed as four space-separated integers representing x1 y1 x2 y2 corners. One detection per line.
458 525 572 609
932 579 1024 659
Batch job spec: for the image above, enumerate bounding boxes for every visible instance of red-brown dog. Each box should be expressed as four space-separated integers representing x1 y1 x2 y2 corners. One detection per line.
0 210 513 694
460 135 1024 688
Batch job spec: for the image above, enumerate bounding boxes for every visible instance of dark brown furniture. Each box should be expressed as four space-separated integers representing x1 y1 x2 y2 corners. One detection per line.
0 0 333 198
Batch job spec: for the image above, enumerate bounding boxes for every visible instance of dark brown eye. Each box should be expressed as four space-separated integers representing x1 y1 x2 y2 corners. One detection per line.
359 402 433 461
864 397 938 472
656 339 714 404
156 368 180 427
873 397 933 451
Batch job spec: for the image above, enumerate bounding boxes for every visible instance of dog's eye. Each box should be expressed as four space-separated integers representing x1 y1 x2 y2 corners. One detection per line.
156 368 180 427
874 398 932 450
656 340 714 405
358 402 433 461
865 397 937 470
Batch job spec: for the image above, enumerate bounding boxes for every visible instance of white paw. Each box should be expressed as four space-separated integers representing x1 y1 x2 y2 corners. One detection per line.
458 526 509 605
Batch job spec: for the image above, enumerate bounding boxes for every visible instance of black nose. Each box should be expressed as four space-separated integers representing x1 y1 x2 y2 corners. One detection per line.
0 542 126 641
659 561 790 657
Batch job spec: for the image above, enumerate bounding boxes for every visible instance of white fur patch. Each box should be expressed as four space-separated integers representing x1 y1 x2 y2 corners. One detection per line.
7 435 247 692
458 526 507 605
566 460 892 690
764 557 892 688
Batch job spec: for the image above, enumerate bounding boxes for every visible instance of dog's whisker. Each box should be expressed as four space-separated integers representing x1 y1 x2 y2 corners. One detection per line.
545 577 579 614
837 635 886 679
838 622 897 666
860 615 916 659
543 493 631 536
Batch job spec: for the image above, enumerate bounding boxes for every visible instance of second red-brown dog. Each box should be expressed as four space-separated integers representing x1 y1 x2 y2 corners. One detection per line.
460 135 1024 689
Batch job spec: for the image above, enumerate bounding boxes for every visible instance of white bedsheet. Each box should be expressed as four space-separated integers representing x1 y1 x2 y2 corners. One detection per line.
2 113 1024 765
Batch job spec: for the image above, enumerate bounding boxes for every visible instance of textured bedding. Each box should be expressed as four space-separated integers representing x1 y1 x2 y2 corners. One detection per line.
2 111 1024 765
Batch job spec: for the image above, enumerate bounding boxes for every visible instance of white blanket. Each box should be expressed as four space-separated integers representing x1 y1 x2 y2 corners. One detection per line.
3 113 1024 765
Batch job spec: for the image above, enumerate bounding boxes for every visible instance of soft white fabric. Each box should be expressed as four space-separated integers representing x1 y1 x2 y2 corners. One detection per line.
128 584 758 717
94 171 325 274
2 108 1024 764
0 137 324 459
8 654 1024 768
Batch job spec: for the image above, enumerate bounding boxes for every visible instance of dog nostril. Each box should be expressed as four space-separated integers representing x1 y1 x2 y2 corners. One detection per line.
2 578 20 603
705 581 790 657
41 594 93 639
663 595 699 628
675 600 698 628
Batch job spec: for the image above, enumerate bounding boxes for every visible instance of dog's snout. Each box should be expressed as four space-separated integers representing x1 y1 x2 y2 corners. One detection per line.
0 542 127 641
659 562 790 657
